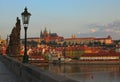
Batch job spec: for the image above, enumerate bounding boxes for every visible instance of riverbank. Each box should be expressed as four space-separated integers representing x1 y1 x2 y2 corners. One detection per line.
58 60 120 65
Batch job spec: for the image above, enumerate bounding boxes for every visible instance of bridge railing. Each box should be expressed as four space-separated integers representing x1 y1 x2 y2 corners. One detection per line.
0 55 78 82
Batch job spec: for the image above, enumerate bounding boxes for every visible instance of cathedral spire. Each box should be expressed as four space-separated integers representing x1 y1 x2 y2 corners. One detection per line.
49 29 51 34
43 27 49 37
0 35 2 44
44 27 47 33
40 30 43 38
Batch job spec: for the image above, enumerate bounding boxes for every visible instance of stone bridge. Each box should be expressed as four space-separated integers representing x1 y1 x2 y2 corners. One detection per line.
0 55 78 82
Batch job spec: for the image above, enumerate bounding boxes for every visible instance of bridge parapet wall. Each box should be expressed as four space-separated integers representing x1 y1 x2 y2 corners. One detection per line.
0 55 77 82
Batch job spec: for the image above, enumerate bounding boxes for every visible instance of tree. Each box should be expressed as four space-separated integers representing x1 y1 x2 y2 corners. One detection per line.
63 41 67 47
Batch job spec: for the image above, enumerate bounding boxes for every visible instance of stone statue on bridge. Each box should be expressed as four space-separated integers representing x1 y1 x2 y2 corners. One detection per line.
6 17 21 56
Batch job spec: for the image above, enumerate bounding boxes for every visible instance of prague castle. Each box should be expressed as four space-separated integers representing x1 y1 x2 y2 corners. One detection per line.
24 28 113 45
64 35 113 45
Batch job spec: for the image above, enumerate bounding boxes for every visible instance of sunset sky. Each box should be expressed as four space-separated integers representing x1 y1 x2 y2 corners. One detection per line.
1 0 120 40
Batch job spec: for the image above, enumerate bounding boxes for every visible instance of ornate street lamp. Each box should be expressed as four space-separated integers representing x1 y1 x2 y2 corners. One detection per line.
21 7 31 63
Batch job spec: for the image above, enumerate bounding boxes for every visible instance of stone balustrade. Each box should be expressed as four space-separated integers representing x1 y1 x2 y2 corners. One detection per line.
0 55 77 82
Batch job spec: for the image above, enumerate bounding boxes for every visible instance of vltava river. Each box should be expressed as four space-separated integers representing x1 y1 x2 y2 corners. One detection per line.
39 64 120 82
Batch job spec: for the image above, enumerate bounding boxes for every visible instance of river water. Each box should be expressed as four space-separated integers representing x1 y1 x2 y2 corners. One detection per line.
38 64 120 82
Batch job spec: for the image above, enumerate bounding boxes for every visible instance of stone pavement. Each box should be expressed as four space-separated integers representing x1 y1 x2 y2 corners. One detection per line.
0 61 21 82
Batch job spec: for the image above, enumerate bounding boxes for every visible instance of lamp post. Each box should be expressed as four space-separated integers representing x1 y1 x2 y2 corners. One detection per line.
21 7 31 63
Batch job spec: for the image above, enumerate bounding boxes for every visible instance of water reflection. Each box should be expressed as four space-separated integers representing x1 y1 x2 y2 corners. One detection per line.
38 64 120 82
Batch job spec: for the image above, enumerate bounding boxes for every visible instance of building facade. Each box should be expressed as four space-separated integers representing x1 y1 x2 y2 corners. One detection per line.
64 35 113 45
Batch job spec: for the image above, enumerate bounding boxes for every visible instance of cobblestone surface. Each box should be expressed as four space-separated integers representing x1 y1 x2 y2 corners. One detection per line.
0 61 21 82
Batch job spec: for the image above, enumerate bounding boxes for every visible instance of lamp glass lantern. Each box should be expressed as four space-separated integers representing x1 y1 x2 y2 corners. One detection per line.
21 7 31 27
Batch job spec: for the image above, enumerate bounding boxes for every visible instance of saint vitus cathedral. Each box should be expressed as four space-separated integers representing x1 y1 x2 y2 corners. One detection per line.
40 28 64 43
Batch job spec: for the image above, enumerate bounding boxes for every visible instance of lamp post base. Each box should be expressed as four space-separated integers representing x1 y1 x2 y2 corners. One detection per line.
22 54 29 63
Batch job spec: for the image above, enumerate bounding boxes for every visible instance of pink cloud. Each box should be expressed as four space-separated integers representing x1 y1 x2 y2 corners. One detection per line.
90 29 96 33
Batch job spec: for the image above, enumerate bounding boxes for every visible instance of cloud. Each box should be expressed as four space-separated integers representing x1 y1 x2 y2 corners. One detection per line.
77 20 120 40
90 28 97 33
77 32 81 34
